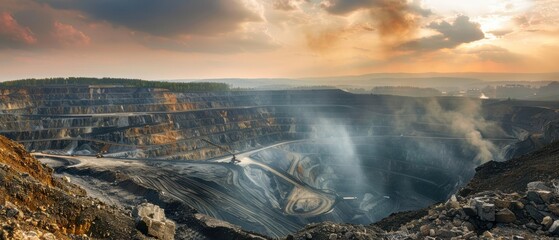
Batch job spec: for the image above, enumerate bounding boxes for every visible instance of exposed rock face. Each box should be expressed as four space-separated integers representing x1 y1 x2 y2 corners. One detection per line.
544 120 559 144
460 141 559 195
346 140 559 240
291 178 559 239
133 203 176 240
0 135 145 239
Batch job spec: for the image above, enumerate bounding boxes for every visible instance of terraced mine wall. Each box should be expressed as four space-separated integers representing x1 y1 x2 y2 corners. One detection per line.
2 85 547 160
2 85 559 237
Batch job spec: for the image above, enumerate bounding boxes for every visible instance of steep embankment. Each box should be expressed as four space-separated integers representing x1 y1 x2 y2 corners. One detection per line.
289 140 559 240
0 135 144 239
460 140 559 196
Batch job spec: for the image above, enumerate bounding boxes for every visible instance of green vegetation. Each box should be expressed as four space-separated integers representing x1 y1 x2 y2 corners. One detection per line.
0 77 230 92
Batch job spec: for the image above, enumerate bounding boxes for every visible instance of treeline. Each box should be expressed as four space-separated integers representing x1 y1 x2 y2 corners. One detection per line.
0 77 230 92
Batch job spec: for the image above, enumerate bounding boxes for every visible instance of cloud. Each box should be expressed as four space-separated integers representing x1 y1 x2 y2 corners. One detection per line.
487 29 513 38
273 0 301 11
398 15 485 51
305 23 374 52
320 0 430 40
142 23 279 53
53 21 90 46
0 12 37 48
0 9 91 50
35 0 262 36
465 44 521 63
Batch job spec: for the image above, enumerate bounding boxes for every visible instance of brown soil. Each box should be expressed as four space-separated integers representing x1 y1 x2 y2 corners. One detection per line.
0 135 146 239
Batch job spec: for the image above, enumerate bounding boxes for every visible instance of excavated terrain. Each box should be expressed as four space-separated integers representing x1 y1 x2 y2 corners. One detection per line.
2 85 559 239
0 135 145 239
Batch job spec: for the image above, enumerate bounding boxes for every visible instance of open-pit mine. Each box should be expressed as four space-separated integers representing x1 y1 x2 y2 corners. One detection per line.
2 83 559 238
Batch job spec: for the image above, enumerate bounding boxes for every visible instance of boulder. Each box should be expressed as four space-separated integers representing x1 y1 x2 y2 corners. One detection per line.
526 222 540 230
462 206 477 217
446 195 460 209
527 181 553 192
549 220 559 235
537 191 554 204
525 205 545 223
495 209 516 223
526 191 544 204
133 203 175 240
470 197 495 221
512 201 525 210
494 199 511 209
420 225 430 236
548 204 559 216
542 216 553 229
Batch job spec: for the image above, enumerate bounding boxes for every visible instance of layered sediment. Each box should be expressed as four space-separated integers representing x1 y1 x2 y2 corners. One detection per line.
2 85 559 239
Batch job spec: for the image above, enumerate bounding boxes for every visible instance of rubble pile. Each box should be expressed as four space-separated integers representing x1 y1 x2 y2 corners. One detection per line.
383 180 559 240
289 180 559 240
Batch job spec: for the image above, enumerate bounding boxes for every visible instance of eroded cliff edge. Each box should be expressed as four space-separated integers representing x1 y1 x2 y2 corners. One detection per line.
0 135 145 239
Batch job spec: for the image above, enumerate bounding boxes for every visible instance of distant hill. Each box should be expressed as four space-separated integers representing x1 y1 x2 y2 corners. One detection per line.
167 73 559 91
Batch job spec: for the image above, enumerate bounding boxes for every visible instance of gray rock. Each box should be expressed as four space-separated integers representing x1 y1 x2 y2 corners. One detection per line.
526 222 540 230
549 220 559 235
527 191 545 204
495 208 516 223
133 203 175 240
438 229 456 238
462 206 477 217
328 233 338 240
470 197 495 221
525 205 545 223
527 181 553 192
6 207 20 218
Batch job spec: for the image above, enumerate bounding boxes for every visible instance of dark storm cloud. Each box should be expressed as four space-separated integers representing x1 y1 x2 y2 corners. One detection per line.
321 0 430 16
35 0 261 36
398 15 484 51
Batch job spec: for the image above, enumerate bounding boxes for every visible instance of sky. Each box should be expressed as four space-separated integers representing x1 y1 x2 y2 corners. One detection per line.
0 0 558 80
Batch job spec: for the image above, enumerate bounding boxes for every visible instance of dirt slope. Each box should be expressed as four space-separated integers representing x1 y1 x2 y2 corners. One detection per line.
0 135 145 239
460 141 559 196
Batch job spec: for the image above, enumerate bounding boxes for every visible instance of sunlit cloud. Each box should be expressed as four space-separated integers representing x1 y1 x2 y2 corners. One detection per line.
0 0 557 79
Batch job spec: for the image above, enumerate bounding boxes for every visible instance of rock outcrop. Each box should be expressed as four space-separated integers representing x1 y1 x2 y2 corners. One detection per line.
0 135 145 239
133 203 176 240
291 179 559 240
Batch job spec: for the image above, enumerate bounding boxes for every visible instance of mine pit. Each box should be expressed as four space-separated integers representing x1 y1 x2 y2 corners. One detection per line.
2 86 547 238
